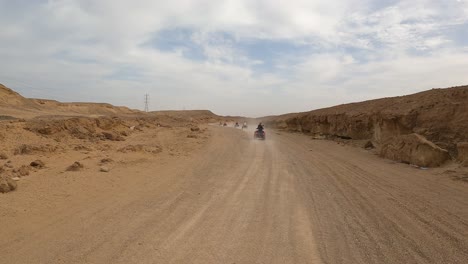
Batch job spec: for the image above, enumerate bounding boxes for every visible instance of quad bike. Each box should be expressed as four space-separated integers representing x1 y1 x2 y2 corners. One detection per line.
234 123 240 128
242 124 248 129
254 130 266 140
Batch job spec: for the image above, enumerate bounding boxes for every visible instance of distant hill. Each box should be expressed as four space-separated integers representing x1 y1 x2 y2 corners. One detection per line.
149 110 223 123
0 83 141 118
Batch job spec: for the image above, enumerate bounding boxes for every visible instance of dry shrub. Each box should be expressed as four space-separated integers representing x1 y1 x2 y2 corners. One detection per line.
13 165 30 177
14 144 58 155
118 144 162 154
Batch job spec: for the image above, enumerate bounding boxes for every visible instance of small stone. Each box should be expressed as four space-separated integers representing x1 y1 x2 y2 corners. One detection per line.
30 160 45 168
102 132 125 141
100 166 110 172
74 145 91 151
364 141 375 150
0 153 8 160
100 158 113 164
0 176 17 193
12 177 20 181
67 161 84 171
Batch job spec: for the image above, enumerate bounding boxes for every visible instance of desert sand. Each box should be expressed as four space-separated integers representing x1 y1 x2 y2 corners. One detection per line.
1 84 467 263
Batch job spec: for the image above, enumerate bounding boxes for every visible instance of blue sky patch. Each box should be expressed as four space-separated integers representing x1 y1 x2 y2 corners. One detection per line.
145 28 206 61
147 28 328 74
445 23 468 47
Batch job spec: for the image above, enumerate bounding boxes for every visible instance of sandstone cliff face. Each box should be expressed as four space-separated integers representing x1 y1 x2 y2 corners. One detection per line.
380 134 451 167
264 85 468 167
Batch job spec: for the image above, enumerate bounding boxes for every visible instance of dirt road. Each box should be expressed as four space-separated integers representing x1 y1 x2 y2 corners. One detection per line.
1 126 467 263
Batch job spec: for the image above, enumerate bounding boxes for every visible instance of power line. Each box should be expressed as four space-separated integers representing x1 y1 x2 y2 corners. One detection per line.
144 94 149 112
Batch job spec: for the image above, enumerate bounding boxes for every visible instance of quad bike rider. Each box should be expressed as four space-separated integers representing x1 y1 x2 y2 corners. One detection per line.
242 121 248 129
254 122 266 140
234 122 240 128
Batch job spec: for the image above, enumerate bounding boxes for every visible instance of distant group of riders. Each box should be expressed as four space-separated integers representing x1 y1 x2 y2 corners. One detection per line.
218 121 265 140
219 121 263 130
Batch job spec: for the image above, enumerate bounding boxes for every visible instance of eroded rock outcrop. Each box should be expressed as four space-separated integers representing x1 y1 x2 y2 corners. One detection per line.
264 85 468 166
25 117 130 141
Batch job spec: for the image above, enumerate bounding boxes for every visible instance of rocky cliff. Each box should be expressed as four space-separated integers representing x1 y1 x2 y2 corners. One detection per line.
264 85 468 167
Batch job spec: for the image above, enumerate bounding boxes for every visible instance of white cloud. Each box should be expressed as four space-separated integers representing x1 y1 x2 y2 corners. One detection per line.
0 0 467 116
283 50 468 109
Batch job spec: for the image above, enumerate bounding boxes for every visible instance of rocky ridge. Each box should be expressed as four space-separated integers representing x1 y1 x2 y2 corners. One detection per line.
264 85 468 167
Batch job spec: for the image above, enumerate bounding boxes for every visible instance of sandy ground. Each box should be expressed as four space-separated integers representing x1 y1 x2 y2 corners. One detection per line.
1 126 467 264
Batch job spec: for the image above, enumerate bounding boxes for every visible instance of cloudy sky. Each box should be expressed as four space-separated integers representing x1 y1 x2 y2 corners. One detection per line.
1 0 468 116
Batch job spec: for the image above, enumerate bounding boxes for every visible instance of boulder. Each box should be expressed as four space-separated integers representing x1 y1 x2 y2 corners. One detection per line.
457 142 468 167
380 133 450 167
